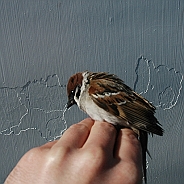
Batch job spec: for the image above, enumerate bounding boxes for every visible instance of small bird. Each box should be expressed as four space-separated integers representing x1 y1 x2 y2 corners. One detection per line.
66 71 163 183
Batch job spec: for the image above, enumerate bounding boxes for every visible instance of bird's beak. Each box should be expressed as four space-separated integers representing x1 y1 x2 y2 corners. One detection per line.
67 94 76 109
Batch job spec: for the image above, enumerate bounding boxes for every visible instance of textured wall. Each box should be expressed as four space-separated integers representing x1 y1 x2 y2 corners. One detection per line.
0 0 184 183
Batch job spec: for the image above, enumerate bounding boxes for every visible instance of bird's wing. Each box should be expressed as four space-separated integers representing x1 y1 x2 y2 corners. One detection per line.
88 72 163 136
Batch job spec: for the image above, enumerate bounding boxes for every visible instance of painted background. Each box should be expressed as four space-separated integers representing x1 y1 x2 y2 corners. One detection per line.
0 0 184 183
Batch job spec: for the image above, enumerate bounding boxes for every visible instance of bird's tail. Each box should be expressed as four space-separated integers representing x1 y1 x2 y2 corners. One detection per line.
139 131 148 184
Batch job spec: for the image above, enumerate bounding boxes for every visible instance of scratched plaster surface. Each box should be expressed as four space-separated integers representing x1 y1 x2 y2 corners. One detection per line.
0 75 67 141
134 57 183 110
1 0 184 184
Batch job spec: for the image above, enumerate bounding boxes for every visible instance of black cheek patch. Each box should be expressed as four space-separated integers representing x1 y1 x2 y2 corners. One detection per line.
76 87 81 99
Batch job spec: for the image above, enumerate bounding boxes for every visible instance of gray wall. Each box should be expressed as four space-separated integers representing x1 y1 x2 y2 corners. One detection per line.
0 0 184 183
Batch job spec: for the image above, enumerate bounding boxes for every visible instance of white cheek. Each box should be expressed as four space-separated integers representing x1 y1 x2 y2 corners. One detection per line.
74 95 79 105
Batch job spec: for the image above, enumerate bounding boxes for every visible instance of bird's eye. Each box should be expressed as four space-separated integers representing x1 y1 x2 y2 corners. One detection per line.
71 90 74 94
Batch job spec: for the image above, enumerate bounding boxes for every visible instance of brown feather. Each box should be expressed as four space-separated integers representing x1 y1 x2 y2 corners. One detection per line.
88 72 163 135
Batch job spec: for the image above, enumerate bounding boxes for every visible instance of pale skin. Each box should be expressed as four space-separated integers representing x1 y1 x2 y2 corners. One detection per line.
5 118 143 184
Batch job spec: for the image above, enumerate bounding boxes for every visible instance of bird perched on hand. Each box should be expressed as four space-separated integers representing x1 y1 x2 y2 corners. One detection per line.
66 71 163 183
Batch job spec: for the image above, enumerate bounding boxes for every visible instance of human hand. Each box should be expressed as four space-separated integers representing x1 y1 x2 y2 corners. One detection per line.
5 118 143 184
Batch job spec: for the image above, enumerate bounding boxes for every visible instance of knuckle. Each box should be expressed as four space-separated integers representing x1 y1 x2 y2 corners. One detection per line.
102 122 116 132
96 121 117 135
122 129 139 142
83 147 106 165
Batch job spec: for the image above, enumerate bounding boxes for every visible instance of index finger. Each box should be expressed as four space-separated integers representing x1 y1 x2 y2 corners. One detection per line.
52 118 94 149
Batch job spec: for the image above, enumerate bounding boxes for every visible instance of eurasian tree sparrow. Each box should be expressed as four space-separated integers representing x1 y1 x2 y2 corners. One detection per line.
67 71 163 183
